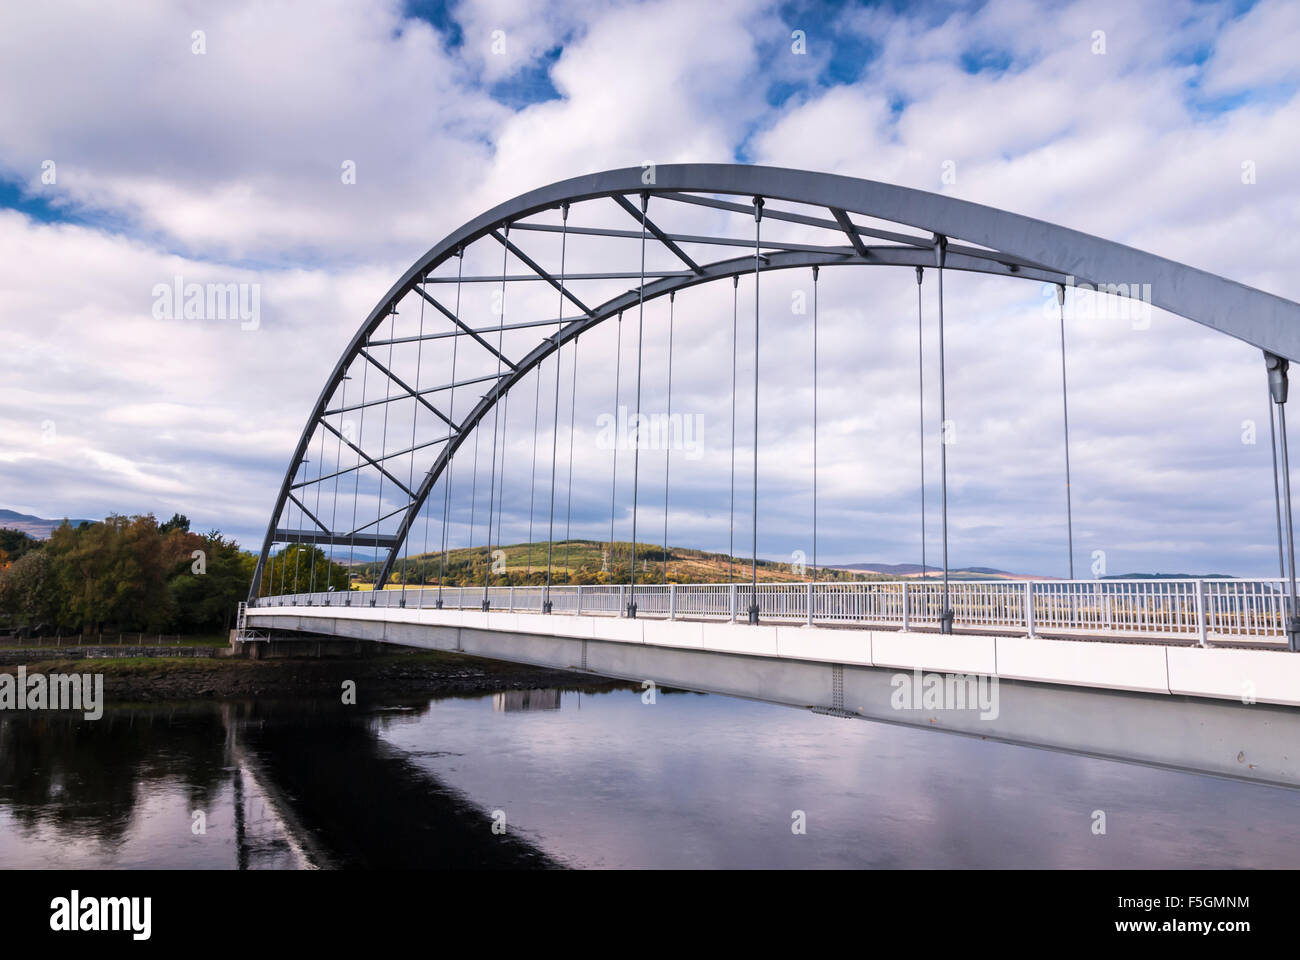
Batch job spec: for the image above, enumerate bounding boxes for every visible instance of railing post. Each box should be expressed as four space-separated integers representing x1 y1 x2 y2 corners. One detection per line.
730 583 738 622
1195 579 1208 647
619 584 625 616
509 585 515 612
807 583 814 626
902 582 911 631
1024 581 1035 638
669 584 676 620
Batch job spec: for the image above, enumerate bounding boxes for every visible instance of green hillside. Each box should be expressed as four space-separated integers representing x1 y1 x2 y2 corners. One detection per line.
354 539 881 589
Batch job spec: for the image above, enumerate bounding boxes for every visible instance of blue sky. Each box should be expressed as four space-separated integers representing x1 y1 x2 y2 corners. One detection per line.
1 0 1299 577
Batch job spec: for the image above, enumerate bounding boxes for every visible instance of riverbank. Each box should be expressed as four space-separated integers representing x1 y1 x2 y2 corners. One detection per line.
0 648 619 702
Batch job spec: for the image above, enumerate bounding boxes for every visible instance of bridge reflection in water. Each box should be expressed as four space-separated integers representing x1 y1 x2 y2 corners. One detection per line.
494 689 562 712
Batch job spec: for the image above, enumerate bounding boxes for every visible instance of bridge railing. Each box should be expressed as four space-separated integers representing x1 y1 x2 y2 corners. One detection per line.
251 577 1293 646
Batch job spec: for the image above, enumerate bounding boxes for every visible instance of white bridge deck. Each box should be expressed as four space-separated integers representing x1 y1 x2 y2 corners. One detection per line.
249 579 1300 708
255 578 1295 648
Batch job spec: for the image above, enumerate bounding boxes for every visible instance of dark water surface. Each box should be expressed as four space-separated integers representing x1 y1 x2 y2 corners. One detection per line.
2 686 1299 868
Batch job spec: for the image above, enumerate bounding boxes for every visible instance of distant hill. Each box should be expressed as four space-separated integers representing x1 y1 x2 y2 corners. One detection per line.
834 561 1022 580
1102 572 1236 580
0 509 93 540
359 539 882 587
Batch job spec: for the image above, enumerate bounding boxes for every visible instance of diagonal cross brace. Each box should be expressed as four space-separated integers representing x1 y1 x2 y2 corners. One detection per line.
612 194 705 276
490 229 596 318
411 286 518 372
357 348 458 431
287 491 331 533
318 417 416 500
830 207 871 258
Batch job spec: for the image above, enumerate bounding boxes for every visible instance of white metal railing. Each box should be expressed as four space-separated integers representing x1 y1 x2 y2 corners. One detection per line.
250 578 1295 646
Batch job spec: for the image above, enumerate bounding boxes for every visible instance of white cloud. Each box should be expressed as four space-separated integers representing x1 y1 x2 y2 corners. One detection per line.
0 0 1296 577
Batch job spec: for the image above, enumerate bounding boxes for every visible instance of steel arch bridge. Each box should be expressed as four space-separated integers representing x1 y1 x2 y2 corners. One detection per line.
249 163 1300 641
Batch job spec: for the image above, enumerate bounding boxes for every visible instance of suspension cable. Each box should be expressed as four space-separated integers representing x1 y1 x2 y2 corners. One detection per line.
290 462 303 595
369 309 398 605
279 456 295 597
748 197 763 624
435 248 464 607
1267 352 1299 651
401 279 429 604
466 416 480 589
278 493 289 598
916 266 926 583
935 236 953 633
812 265 819 579
607 311 623 576
326 374 348 594
544 203 570 611
663 290 675 583
730 275 738 585
1057 283 1075 580
563 333 580 577
493 392 510 568
346 346 372 602
1269 379 1287 581
526 363 541 579
628 192 649 617
482 226 510 610
309 411 327 592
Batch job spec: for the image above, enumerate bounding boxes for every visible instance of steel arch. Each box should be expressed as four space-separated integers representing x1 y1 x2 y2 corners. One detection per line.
250 163 1300 599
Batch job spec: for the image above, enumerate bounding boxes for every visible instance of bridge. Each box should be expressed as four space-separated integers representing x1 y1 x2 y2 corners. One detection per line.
245 164 1300 788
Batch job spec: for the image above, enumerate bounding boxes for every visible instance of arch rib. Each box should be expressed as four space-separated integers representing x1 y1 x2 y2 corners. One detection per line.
251 164 1300 600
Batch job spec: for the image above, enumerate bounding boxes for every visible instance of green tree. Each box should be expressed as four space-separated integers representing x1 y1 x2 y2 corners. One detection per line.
47 515 176 631
261 544 350 595
0 528 40 569
0 549 59 628
168 532 254 632
159 513 190 534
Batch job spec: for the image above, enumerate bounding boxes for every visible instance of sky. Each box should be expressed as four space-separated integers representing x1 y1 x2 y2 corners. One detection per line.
1 0 1298 578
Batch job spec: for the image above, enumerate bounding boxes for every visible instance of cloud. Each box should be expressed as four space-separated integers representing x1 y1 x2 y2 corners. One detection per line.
0 0 1296 577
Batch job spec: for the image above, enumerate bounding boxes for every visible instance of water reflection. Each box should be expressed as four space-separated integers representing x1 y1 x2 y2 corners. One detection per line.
0 704 318 869
377 687 1300 869
2 685 1300 869
493 689 562 712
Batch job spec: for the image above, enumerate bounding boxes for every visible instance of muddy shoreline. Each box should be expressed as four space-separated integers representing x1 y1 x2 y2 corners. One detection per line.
0 648 622 702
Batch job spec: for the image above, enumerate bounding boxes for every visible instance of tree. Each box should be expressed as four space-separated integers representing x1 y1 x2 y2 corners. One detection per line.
168 533 254 633
0 550 59 627
0 528 39 570
159 513 190 535
0 514 257 635
260 544 349 595
43 515 174 632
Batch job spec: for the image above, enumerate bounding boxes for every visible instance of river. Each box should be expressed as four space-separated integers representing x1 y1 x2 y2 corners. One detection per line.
2 685 1298 868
